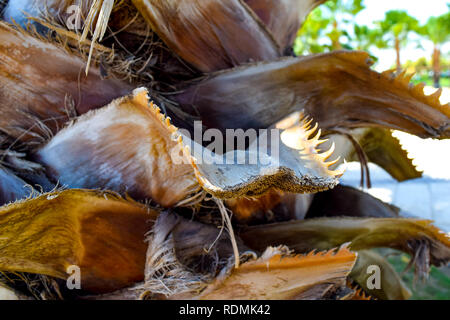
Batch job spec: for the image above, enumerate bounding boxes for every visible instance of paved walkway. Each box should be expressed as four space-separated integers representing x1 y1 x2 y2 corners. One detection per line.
341 163 450 232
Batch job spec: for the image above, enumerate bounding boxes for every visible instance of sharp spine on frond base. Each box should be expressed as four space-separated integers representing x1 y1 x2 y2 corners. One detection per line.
294 115 345 178
403 72 415 85
319 142 335 161
382 69 449 115
196 243 357 300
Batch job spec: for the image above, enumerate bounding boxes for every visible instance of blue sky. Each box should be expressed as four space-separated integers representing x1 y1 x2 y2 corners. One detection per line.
353 0 449 70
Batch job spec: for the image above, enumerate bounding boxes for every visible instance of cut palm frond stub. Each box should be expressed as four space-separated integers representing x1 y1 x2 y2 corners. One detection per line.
35 88 342 203
0 189 155 293
174 51 450 138
194 244 357 300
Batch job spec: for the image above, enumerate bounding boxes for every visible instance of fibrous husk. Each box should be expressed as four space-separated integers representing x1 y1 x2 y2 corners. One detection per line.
326 128 422 182
240 217 450 279
0 189 156 293
244 0 326 50
174 51 450 139
0 21 132 147
194 244 357 300
132 0 280 73
305 184 399 219
133 212 212 299
349 128 422 182
350 250 411 300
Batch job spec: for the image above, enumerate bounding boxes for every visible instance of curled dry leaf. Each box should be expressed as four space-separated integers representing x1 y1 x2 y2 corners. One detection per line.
327 128 422 182
194 244 357 300
350 250 411 300
34 88 199 207
351 128 422 181
174 51 450 138
240 217 450 278
244 0 326 50
305 185 399 219
132 0 280 73
0 21 132 146
0 189 155 293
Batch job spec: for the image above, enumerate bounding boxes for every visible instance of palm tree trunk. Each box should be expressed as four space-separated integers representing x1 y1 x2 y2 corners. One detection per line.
432 45 441 88
395 36 401 72
331 20 342 50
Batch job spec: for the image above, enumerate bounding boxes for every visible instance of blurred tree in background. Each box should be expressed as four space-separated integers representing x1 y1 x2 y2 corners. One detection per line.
295 1 449 87
418 12 450 87
375 10 420 72
294 0 366 55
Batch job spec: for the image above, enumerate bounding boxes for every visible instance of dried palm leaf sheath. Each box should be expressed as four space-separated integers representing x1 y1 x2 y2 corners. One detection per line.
174 51 450 138
306 185 399 219
244 0 326 50
0 189 155 293
132 0 280 73
324 128 422 182
195 245 357 300
35 88 199 207
0 22 132 145
180 115 342 199
350 250 411 300
348 128 422 182
0 167 31 205
240 218 450 278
